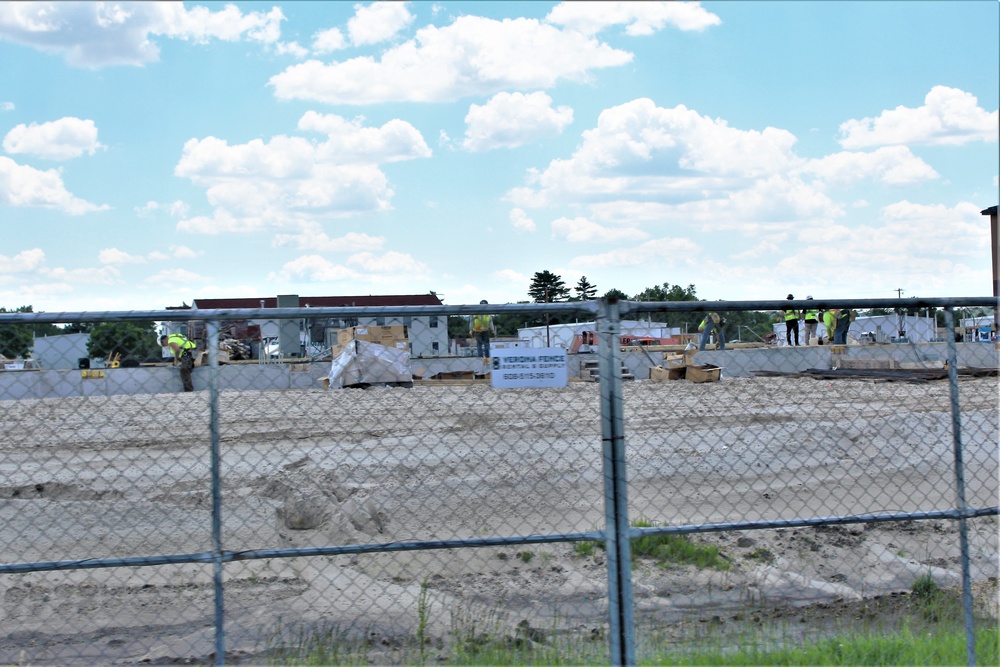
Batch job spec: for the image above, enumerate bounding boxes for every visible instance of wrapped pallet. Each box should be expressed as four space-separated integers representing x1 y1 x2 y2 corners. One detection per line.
327 339 412 388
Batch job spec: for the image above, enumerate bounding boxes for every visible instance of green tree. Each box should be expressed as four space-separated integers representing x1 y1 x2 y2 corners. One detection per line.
86 321 160 361
528 270 569 303
574 276 598 301
603 288 629 301
0 306 35 359
632 282 699 329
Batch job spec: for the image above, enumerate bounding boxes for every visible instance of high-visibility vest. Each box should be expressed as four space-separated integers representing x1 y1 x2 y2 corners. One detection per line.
166 333 196 357
472 314 492 332
784 309 798 321
804 309 819 322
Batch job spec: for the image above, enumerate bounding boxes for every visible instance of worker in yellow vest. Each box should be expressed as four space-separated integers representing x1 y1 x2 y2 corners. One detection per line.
160 333 197 392
470 300 496 359
783 294 800 346
821 309 837 345
802 297 819 345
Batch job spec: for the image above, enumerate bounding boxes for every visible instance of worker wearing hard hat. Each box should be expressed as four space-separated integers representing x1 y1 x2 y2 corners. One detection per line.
802 297 819 345
470 300 496 359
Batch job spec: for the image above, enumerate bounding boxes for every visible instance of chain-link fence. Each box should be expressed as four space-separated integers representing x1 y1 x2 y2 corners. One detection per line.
1 298 997 665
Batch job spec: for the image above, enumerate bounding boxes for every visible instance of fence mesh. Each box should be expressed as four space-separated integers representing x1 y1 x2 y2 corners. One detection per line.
0 300 997 665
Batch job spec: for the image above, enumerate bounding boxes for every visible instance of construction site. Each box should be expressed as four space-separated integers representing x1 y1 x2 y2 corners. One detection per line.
0 298 997 665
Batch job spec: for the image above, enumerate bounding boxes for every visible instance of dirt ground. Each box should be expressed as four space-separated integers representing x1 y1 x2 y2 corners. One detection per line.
0 375 997 664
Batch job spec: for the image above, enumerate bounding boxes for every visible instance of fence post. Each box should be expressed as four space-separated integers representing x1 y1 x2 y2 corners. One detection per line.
596 299 635 666
206 320 226 666
943 308 976 667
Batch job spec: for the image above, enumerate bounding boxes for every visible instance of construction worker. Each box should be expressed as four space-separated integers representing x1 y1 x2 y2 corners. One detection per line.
821 308 837 345
834 308 854 345
160 333 198 392
470 300 496 359
802 297 819 345
698 312 725 351
783 294 800 346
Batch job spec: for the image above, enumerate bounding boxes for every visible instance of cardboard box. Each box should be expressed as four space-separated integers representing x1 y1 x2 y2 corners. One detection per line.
338 325 408 345
649 365 685 381
663 352 694 369
685 364 721 383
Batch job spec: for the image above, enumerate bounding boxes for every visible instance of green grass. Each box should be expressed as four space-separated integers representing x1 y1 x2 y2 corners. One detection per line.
645 625 999 666
265 563 996 666
574 518 730 571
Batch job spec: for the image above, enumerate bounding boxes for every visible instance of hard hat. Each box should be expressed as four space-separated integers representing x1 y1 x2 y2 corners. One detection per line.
480 299 488 304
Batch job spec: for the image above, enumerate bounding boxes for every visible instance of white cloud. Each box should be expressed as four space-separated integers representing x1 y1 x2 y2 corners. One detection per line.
347 1 414 46
272 227 385 252
508 98 804 209
269 250 430 284
0 2 284 68
839 86 999 149
3 117 103 160
510 208 536 233
269 15 632 104
570 237 701 269
99 248 145 265
804 146 938 186
0 247 44 273
551 216 648 243
275 40 308 58
777 201 990 296
347 250 428 274
492 268 527 284
134 200 191 218
1 101 13 111
312 27 347 53
545 1 721 35
174 113 430 233
0 155 108 214
463 92 574 151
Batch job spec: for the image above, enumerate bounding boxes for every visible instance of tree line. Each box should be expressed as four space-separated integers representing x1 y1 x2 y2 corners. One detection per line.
0 306 160 361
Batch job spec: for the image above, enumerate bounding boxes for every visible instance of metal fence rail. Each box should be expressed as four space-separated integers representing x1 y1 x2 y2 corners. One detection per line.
0 297 997 666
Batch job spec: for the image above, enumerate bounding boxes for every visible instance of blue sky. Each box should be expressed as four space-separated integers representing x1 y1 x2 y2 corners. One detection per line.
1 1 997 312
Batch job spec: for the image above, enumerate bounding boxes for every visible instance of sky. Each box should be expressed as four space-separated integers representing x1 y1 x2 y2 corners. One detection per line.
0 1 997 313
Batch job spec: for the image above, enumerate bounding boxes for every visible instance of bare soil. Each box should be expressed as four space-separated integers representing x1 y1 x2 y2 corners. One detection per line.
0 376 997 664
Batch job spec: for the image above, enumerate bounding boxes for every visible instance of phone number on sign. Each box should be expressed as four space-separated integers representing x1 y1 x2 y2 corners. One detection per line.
502 372 557 380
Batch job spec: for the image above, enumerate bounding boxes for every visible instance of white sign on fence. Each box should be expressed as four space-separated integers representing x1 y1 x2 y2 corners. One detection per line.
490 347 567 388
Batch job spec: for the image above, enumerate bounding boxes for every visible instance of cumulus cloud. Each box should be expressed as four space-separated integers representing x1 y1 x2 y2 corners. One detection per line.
804 146 938 186
551 216 648 243
507 98 804 210
1 101 13 111
134 200 189 217
839 86 999 149
272 227 385 252
269 15 632 104
3 117 103 160
545 0 721 35
0 2 285 68
174 112 430 234
312 27 347 53
268 250 429 283
777 201 990 295
99 247 146 265
347 1 414 46
0 247 44 273
570 237 701 269
0 156 108 214
510 208 536 233
463 92 573 151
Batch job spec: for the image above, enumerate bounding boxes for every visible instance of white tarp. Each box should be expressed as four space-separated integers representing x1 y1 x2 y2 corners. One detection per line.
327 339 412 388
